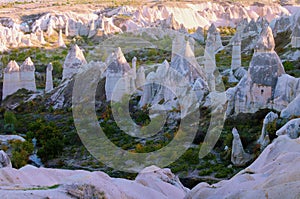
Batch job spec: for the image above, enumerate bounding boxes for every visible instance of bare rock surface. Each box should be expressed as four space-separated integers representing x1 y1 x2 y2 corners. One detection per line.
186 135 300 199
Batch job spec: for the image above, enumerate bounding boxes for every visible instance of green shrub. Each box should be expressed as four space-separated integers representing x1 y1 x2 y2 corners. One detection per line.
11 140 34 169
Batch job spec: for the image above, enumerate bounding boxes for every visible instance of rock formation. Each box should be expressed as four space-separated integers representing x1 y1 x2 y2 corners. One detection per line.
0 150 12 168
37 30 46 45
0 165 186 199
171 35 206 84
58 29 66 48
257 112 278 150
206 23 223 53
3 60 20 100
190 27 204 43
231 128 253 166
291 17 300 48
231 33 242 70
186 135 300 198
105 47 132 102
276 118 300 139
88 19 97 38
204 30 217 91
45 63 54 93
281 93 300 118
272 15 291 37
20 57 37 92
62 44 87 80
226 25 294 115
135 66 145 90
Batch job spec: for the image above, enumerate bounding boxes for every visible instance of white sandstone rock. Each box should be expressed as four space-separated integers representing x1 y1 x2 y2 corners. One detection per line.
45 63 54 93
0 150 12 168
57 29 66 48
257 112 278 150
105 47 132 102
62 44 87 80
281 93 300 118
3 61 20 100
276 118 300 139
231 128 253 166
186 135 300 199
19 57 37 93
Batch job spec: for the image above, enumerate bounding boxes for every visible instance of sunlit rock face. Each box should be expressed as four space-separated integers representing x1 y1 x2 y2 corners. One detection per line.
2 61 20 100
62 44 87 80
105 47 133 102
226 23 300 116
45 63 54 93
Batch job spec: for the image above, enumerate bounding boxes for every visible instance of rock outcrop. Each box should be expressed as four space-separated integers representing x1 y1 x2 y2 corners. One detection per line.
190 27 204 43
19 57 37 93
291 16 300 48
62 44 87 80
45 63 54 93
0 165 186 199
231 33 242 70
206 23 223 53
105 47 132 102
57 29 66 48
231 128 253 166
226 25 300 116
2 60 20 100
281 93 300 118
257 112 278 150
276 118 300 139
186 135 300 199
0 150 12 168
3 58 37 100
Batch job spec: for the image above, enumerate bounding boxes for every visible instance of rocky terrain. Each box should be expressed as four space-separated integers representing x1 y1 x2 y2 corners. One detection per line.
0 0 299 198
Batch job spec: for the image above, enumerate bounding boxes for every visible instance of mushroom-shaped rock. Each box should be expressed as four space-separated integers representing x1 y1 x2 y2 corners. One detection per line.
62 44 87 80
